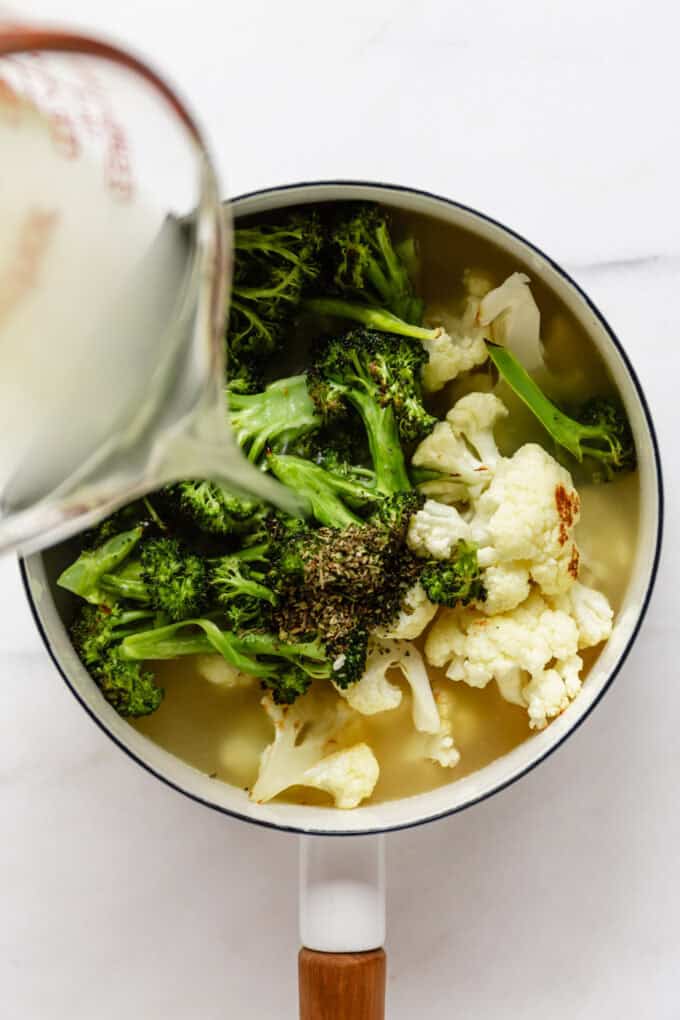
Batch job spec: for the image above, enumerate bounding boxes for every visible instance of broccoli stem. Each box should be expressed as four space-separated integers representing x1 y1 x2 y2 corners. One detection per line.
303 297 438 342
119 619 263 674
113 609 158 628
486 341 632 469
347 390 411 494
120 620 331 684
234 266 301 303
228 375 321 462
100 569 148 603
142 497 166 531
266 453 365 528
231 542 272 564
234 225 315 262
372 219 417 320
58 527 143 604
393 238 422 320
236 631 327 672
226 575 276 605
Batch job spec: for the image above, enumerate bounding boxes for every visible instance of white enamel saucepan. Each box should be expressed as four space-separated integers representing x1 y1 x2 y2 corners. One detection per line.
21 183 663 1019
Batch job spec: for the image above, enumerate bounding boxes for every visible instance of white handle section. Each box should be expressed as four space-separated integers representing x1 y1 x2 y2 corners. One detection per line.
299 834 386 953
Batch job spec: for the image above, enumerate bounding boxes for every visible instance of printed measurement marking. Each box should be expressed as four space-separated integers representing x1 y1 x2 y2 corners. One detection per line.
0 53 135 197
0 208 59 329
0 75 23 124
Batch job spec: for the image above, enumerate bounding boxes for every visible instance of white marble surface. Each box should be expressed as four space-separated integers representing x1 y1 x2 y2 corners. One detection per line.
3 1 678 1016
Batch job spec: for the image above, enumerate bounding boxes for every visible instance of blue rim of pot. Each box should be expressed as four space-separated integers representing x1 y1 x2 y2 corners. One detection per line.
19 180 665 837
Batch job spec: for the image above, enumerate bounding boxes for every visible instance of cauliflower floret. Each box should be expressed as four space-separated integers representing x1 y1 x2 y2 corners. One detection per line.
425 679 461 767
551 581 614 649
195 654 256 688
421 332 488 393
424 608 465 670
477 563 531 616
251 687 376 806
440 591 579 688
399 642 441 733
408 499 471 560
494 666 525 706
425 588 609 730
415 474 470 506
302 744 380 809
445 392 509 471
471 443 581 596
339 640 440 734
477 272 543 372
426 590 579 684
412 393 509 505
377 582 438 640
338 642 403 716
397 679 462 770
412 423 491 493
420 270 501 392
522 656 583 730
420 270 543 392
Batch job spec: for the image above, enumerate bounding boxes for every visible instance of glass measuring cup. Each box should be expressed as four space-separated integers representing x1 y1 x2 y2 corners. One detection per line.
0 24 288 556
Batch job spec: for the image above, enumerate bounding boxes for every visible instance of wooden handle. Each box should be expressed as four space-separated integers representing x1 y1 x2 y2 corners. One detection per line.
299 947 386 1020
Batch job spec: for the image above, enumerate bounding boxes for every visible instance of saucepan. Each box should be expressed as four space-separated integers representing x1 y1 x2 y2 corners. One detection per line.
21 182 663 1019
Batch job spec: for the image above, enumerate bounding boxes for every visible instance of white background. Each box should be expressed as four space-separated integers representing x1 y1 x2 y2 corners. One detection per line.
2 2 677 1017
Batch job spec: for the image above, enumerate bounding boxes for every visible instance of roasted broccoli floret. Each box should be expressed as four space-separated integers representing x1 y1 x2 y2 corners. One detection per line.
420 541 486 607
285 418 369 468
228 374 321 462
163 480 266 537
70 604 153 666
261 665 312 704
374 491 425 540
572 397 636 478
309 329 435 493
71 605 163 716
98 537 208 621
143 538 207 619
266 451 380 528
210 545 277 630
96 652 164 717
319 203 423 324
324 625 371 690
486 342 636 480
227 212 323 375
82 500 158 549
